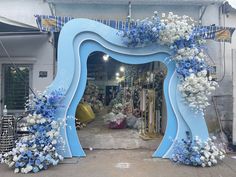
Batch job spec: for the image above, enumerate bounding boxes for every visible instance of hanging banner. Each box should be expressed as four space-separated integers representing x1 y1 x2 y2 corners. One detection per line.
35 15 74 32
214 28 235 42
35 15 128 32
35 15 235 43
197 26 235 43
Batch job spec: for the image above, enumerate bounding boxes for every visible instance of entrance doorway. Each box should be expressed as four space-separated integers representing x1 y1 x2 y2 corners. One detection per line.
75 52 167 150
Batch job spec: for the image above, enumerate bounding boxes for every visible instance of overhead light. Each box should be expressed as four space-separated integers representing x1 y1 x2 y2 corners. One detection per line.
116 72 120 77
120 66 125 72
103 54 109 61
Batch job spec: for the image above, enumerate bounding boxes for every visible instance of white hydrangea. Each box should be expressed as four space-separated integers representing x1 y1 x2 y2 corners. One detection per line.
173 47 207 61
178 72 218 111
159 12 195 45
196 137 226 167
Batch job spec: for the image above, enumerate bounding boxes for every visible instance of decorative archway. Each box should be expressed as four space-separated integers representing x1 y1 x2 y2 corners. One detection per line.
47 19 209 158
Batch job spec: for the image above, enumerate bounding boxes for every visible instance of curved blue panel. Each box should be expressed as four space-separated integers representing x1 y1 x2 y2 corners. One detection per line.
47 19 209 158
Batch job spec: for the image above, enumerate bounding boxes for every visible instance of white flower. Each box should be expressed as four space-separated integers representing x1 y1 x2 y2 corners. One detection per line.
28 118 35 124
8 162 15 168
200 156 205 161
14 168 19 173
46 131 54 138
26 165 33 173
52 140 57 145
40 118 46 124
21 168 25 173
54 131 59 137
13 155 19 162
51 121 59 129
212 159 217 164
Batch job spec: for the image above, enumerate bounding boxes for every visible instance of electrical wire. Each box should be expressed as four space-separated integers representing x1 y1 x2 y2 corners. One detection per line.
0 39 36 97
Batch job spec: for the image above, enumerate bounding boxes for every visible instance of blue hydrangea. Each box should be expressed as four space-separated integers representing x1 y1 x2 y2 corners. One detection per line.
120 13 162 47
0 89 65 173
176 59 212 78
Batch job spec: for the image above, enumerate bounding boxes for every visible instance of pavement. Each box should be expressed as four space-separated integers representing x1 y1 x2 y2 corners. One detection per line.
78 117 161 150
0 149 236 177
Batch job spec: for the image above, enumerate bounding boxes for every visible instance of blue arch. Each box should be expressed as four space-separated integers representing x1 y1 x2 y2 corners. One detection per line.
47 19 209 158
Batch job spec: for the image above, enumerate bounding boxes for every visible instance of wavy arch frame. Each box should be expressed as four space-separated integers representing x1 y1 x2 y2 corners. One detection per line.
47 19 209 158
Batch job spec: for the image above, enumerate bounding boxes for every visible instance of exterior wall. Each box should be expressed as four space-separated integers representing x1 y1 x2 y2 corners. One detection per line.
202 5 236 135
0 0 235 138
0 34 54 114
226 11 236 144
0 0 51 27
55 4 200 20
233 48 236 144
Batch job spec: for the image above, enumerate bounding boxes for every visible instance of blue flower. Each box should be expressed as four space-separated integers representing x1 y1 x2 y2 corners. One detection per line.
26 151 32 157
176 59 211 78
33 167 39 173
35 159 41 166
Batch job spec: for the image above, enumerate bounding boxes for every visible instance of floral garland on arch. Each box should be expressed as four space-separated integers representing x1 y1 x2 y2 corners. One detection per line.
0 89 65 173
120 11 218 112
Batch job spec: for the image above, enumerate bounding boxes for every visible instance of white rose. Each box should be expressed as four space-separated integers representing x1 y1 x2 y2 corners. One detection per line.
52 140 57 145
14 168 19 173
40 118 46 124
200 156 205 161
208 162 212 166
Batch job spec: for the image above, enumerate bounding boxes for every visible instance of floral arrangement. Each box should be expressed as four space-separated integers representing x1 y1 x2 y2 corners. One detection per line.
120 11 218 111
0 89 65 173
171 131 225 167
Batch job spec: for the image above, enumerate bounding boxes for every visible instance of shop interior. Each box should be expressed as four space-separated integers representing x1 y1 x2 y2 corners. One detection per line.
76 52 167 150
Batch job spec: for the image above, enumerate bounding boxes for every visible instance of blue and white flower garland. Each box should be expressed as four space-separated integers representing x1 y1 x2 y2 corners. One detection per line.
120 11 218 112
121 12 225 167
0 89 65 173
171 131 225 167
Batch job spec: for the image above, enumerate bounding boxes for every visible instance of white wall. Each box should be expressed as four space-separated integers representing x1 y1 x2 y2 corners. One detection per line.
201 5 236 136
0 34 54 113
55 4 200 20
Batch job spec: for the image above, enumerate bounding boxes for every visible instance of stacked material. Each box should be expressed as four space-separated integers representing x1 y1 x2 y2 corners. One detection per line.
0 115 17 153
104 112 127 129
83 83 104 113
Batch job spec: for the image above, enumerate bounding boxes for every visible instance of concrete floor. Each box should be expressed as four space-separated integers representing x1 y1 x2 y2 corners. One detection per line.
0 149 236 177
78 113 162 150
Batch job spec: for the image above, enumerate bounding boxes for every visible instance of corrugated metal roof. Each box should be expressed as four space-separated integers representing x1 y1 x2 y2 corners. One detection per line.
46 0 224 5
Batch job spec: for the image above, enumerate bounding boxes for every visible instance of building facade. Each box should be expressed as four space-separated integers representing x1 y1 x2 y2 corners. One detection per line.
0 0 235 143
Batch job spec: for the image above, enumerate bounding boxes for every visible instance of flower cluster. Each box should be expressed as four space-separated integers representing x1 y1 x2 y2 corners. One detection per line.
26 89 65 118
173 47 206 61
172 132 225 167
120 11 162 47
159 12 195 45
0 89 65 173
121 12 217 112
176 59 211 78
178 71 218 111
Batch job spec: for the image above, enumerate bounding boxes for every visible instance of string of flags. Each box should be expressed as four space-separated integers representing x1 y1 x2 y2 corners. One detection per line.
35 15 235 43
